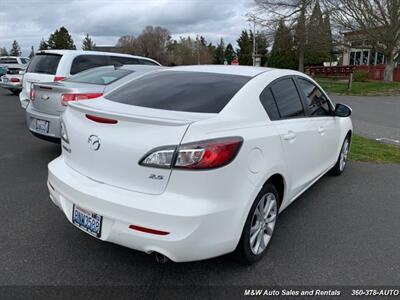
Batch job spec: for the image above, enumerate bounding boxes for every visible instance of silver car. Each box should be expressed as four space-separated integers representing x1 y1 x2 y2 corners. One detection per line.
26 64 161 142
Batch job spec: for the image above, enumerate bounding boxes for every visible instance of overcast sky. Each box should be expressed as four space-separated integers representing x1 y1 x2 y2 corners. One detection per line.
0 0 256 56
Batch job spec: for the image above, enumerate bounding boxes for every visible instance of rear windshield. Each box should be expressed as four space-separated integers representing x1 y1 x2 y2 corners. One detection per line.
27 54 62 75
105 71 250 113
65 68 133 85
0 58 18 64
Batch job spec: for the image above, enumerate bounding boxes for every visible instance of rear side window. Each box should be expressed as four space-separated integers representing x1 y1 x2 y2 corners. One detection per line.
110 56 140 65
26 54 62 75
260 88 280 121
70 55 111 75
0 58 18 64
270 78 304 118
66 68 132 85
106 71 250 113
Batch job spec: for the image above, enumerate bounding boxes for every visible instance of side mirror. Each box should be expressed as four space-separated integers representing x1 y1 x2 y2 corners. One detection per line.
334 103 352 117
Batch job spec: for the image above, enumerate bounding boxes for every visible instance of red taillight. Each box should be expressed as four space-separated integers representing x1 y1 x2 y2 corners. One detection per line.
129 224 169 236
139 137 243 170
10 77 20 82
175 137 243 169
54 76 65 82
61 93 103 106
30 88 36 101
85 114 118 124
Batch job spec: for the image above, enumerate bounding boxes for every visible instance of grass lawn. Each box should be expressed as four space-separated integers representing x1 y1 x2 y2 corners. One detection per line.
316 78 400 96
349 135 400 164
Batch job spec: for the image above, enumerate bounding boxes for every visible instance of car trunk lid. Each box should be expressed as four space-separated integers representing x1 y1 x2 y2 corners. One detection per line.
32 82 105 115
62 100 214 194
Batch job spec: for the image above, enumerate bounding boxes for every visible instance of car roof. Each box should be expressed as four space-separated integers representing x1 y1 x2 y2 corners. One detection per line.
166 65 275 77
34 50 160 65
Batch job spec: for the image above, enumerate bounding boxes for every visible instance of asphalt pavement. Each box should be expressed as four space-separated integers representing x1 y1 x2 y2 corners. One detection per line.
0 89 399 299
330 95 400 146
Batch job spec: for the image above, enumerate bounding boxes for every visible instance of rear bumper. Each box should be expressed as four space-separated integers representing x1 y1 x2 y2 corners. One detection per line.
0 82 22 90
26 104 61 140
48 157 254 262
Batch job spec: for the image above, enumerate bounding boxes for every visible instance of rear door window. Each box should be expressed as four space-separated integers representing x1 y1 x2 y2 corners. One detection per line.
70 55 111 75
110 56 140 65
26 54 62 75
270 78 304 118
140 59 159 66
106 71 250 113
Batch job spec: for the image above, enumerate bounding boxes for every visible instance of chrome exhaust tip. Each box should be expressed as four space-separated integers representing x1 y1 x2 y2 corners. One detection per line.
154 252 169 264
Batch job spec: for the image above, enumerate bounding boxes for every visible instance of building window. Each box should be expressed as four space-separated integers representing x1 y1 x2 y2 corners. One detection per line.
376 52 384 65
349 52 355 65
362 51 369 65
355 51 361 65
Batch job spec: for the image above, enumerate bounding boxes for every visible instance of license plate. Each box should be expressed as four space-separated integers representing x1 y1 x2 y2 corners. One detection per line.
72 205 103 238
35 119 49 134
3 77 8 83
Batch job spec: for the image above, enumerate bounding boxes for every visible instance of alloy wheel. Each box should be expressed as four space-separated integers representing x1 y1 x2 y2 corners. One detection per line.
249 192 277 255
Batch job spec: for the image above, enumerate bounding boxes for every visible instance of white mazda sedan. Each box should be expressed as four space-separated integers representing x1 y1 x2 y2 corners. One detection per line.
47 65 352 264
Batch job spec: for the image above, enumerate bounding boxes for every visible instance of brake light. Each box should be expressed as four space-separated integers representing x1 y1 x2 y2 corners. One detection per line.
61 93 102 106
30 87 36 101
140 137 243 170
86 114 118 124
54 76 65 82
10 77 20 82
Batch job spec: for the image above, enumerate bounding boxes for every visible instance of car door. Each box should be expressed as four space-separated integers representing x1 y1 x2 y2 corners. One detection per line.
261 77 322 201
296 77 341 172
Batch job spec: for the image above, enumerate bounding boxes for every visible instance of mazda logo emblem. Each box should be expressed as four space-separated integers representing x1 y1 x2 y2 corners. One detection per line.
41 95 50 101
88 135 101 151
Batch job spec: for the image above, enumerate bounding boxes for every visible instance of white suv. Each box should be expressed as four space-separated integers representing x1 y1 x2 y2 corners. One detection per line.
20 50 160 108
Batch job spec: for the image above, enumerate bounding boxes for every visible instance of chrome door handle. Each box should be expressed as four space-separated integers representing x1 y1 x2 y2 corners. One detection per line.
283 131 296 141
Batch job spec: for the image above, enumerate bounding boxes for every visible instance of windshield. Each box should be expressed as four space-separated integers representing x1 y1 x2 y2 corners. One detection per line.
65 68 133 85
105 71 250 113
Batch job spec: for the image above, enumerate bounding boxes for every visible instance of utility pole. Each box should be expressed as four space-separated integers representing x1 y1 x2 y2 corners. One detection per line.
249 15 257 66
196 35 200 65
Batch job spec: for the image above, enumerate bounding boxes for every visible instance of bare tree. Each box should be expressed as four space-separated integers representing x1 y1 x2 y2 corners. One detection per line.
115 35 137 54
254 0 315 71
136 26 171 64
326 0 400 82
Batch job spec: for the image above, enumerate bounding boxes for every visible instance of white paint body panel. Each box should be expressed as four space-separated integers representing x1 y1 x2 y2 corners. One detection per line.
48 66 353 262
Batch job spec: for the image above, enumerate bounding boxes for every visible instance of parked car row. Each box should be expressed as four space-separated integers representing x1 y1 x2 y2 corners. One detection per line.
10 49 353 264
0 56 30 74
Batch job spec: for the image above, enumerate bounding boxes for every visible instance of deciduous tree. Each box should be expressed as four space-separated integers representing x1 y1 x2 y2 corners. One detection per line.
326 0 400 82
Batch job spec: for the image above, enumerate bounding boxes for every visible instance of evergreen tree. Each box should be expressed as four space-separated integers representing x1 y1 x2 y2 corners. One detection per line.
0 47 8 56
305 2 329 65
29 46 35 58
47 26 76 50
82 33 96 50
237 30 253 65
255 31 269 66
224 43 236 64
9 40 21 56
269 20 297 69
39 38 49 50
213 38 225 64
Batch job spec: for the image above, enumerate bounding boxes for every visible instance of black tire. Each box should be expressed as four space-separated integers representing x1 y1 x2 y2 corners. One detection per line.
10 89 20 95
330 135 351 176
233 183 279 265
